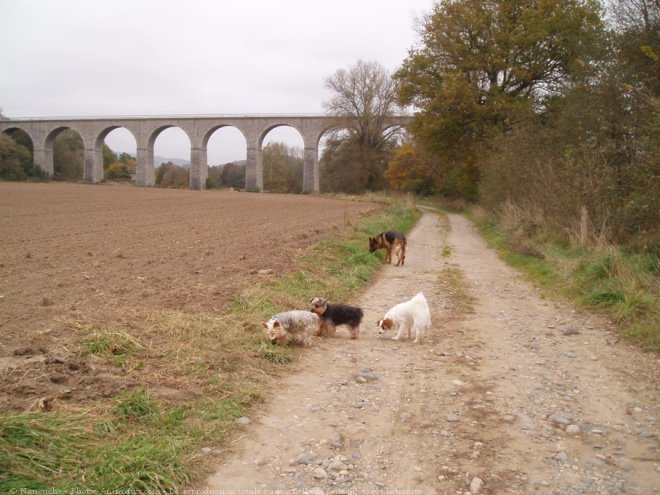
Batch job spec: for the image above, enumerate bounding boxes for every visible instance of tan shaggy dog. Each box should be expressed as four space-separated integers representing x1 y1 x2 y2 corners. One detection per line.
263 310 320 346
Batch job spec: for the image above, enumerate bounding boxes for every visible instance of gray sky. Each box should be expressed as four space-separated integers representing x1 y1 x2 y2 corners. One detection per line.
1 0 431 164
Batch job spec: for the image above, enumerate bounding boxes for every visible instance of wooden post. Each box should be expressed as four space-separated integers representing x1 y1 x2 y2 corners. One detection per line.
580 205 589 247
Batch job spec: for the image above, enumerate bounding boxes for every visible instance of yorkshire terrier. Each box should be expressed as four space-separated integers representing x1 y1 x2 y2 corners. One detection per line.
263 310 320 346
309 297 363 339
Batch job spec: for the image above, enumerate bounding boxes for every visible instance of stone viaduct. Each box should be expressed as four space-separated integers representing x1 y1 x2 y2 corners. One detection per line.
0 114 411 193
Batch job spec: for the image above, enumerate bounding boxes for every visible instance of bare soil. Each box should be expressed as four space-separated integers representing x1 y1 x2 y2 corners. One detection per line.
0 182 381 412
201 209 659 495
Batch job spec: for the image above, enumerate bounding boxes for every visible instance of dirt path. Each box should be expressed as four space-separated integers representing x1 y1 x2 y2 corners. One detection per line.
200 209 659 495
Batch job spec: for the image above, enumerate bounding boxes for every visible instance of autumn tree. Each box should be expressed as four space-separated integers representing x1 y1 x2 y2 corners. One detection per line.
53 130 83 181
319 137 366 194
0 133 32 180
263 142 304 193
474 0 658 250
205 162 246 189
394 0 604 199
119 153 137 175
221 162 246 189
322 60 405 192
206 165 222 188
156 162 189 188
609 0 660 94
384 142 435 195
103 144 116 170
105 151 136 180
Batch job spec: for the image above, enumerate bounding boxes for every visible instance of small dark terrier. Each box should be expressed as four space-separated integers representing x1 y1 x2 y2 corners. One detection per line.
309 297 364 339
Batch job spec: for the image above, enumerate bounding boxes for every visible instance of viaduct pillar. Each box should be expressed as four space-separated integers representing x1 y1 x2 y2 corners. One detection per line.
303 146 319 193
136 147 155 186
245 146 263 192
190 147 207 190
83 147 103 184
33 147 53 176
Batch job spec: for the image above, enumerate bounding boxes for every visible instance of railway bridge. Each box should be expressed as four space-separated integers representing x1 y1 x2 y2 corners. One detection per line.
0 114 411 192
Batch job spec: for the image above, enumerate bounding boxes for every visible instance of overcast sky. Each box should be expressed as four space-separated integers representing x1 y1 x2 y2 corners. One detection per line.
1 0 432 164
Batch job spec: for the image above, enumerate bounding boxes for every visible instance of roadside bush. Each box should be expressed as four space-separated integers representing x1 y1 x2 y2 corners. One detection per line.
106 162 132 180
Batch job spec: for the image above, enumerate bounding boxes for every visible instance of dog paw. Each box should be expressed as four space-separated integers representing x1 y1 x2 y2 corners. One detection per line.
392 336 399 341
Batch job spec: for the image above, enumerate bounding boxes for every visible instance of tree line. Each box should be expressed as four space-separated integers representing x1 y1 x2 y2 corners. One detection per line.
0 129 300 192
320 0 658 252
0 129 136 182
159 142 303 191
403 0 658 252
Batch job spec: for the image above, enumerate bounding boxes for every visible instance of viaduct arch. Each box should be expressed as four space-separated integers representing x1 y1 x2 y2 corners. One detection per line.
0 114 412 193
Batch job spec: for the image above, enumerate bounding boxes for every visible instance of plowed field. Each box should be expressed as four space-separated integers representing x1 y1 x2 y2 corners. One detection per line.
0 182 381 411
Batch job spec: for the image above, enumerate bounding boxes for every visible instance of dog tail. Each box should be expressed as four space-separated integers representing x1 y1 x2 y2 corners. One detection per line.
413 292 431 329
395 236 406 265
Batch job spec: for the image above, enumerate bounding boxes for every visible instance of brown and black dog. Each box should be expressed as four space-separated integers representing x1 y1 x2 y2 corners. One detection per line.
309 297 363 339
369 231 407 266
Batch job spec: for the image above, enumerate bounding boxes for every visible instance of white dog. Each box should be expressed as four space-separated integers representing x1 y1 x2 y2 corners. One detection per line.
377 292 431 343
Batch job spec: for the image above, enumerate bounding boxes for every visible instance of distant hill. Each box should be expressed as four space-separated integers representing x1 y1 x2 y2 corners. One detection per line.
153 157 247 168
155 156 189 167
209 160 247 168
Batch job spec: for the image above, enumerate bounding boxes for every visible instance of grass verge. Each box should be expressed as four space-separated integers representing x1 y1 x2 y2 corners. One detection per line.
472 214 659 353
432 211 476 316
0 198 420 493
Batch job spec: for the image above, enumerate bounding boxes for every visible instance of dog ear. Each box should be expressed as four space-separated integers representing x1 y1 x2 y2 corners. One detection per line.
378 318 393 330
273 320 281 328
262 322 268 328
